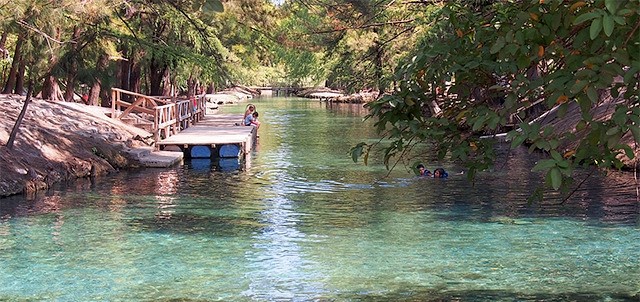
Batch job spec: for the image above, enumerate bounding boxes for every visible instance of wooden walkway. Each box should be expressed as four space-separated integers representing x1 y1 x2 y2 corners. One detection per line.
156 114 257 157
109 88 256 161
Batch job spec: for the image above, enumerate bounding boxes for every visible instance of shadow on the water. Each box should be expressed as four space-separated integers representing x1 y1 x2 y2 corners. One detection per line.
333 288 639 302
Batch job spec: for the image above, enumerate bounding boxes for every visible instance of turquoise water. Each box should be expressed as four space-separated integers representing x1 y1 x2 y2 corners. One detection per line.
0 98 638 301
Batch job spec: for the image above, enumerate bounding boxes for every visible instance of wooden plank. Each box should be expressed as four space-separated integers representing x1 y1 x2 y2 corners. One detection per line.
157 114 256 146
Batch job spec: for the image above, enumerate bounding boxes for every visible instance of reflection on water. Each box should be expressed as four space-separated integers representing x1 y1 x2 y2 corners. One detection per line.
0 98 638 301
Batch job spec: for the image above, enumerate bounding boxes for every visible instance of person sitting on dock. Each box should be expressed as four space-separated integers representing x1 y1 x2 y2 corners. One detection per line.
244 111 261 130
243 104 255 120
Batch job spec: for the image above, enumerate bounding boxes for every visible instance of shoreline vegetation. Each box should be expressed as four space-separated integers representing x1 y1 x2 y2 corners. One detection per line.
1 88 638 199
0 87 375 198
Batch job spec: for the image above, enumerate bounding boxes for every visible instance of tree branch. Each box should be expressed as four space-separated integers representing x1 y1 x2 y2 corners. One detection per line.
311 18 415 34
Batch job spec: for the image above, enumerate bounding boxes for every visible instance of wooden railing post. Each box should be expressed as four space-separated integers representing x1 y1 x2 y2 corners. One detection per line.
153 107 160 144
175 101 181 133
111 89 118 118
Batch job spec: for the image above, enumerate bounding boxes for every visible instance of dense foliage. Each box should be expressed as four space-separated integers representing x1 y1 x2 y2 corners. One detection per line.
352 0 639 193
0 0 277 101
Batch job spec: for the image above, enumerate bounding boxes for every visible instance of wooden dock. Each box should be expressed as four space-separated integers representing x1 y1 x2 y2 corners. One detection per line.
108 88 256 167
156 114 257 158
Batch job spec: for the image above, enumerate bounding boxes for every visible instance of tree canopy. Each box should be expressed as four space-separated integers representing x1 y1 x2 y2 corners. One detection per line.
351 0 639 194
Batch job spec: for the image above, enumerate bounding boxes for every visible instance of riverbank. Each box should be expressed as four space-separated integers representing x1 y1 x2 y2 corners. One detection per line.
1 93 637 199
0 94 160 197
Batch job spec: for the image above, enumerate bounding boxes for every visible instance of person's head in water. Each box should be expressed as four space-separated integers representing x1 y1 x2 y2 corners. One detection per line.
416 164 431 177
433 168 448 178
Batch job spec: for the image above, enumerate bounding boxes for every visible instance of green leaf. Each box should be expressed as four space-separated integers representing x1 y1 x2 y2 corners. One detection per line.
551 11 562 30
472 115 486 131
570 80 588 94
621 145 635 160
607 133 621 148
510 133 527 149
586 86 598 103
203 0 224 12
632 125 640 144
576 120 587 131
577 96 592 120
612 15 626 25
549 167 562 190
490 36 506 54
574 12 600 25
465 61 480 69
540 25 551 37
612 106 628 125
350 143 366 162
604 0 618 14
602 14 615 37
532 159 557 172
557 159 570 169
551 150 563 162
605 126 619 136
517 55 531 69
505 44 519 55
590 17 602 39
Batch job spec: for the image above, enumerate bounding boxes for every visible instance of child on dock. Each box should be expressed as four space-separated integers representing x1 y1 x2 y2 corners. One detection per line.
244 111 261 130
244 104 255 120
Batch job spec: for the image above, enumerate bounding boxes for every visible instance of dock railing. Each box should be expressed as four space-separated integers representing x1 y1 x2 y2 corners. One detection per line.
111 88 207 144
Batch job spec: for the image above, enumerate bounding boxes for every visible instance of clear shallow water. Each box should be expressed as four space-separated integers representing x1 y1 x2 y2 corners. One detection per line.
0 98 639 301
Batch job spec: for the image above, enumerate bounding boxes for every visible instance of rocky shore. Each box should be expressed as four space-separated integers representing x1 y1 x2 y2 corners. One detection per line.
0 94 156 198
297 87 379 103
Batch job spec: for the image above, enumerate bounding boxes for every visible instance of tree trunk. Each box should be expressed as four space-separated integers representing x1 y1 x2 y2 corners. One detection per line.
0 32 7 86
118 47 131 91
374 38 385 94
0 31 7 58
149 53 165 96
2 31 25 94
117 47 143 99
15 59 26 95
64 27 82 102
88 82 101 106
162 68 171 96
130 58 142 94
206 82 215 94
187 75 196 97
6 80 33 150
88 54 109 106
127 49 145 95
41 75 63 101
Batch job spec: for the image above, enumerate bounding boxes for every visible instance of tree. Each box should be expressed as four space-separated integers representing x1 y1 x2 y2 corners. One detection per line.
273 0 427 92
352 0 639 194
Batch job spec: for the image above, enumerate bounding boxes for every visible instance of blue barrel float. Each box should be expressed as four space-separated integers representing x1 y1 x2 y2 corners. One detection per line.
217 158 240 171
190 145 211 158
218 144 241 158
190 158 212 171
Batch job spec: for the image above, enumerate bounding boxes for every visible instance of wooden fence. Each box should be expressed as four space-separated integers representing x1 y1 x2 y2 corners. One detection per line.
111 88 206 143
